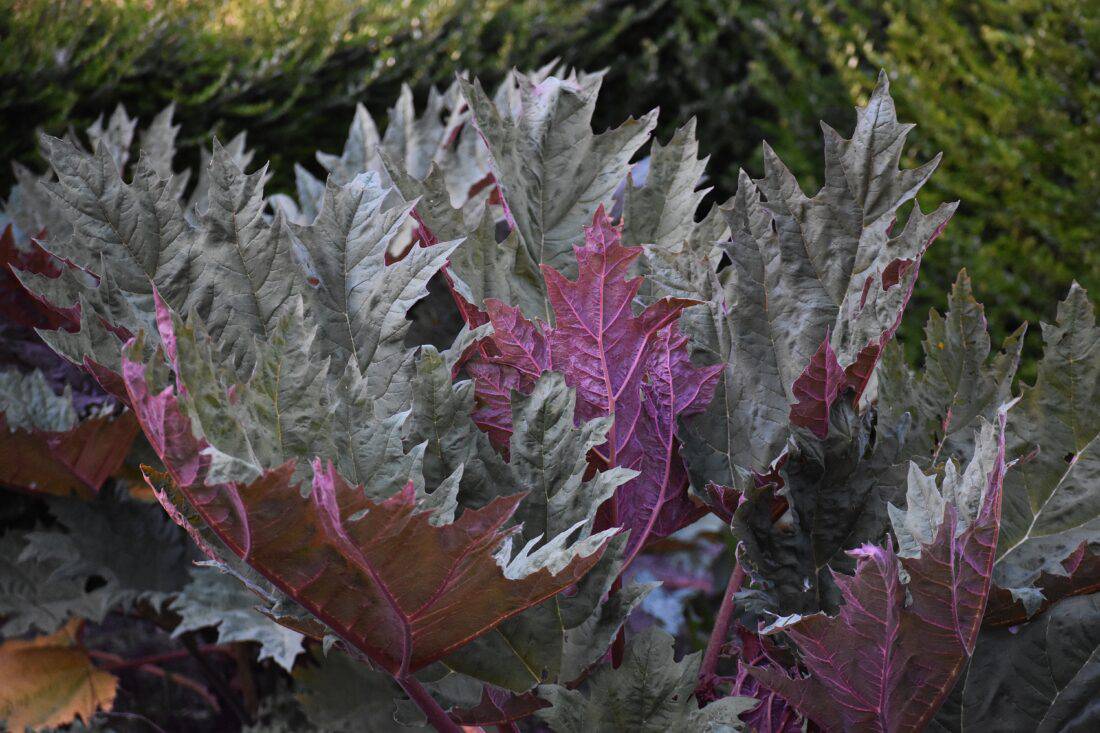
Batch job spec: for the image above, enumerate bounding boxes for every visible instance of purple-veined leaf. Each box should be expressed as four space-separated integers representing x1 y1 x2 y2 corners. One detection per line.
748 415 1007 731
464 209 721 553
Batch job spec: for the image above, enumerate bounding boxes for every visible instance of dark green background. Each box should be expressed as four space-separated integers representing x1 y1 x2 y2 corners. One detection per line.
3 0 1096 373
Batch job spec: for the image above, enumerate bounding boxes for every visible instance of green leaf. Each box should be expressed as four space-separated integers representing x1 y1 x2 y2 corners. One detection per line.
878 269 1023 466
667 73 954 485
622 118 709 251
0 369 76 432
537 627 754 732
0 530 114 636
732 398 910 614
171 566 304 672
932 593 1100 732
461 71 656 313
995 284 1100 609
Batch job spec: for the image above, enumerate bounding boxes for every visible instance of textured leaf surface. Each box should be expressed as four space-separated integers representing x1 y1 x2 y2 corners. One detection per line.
933 593 1100 732
171 566 305 672
664 73 954 487
294 649 423 732
537 627 754 732
621 119 709 251
732 398 910 614
0 531 115 636
0 620 117 731
465 211 720 552
20 485 194 613
123 318 613 676
0 365 135 496
994 285 1100 608
878 270 1023 467
462 72 656 306
749 416 1007 731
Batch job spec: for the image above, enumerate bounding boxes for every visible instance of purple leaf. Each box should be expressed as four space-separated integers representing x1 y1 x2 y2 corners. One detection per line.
748 416 1007 731
464 208 720 552
789 333 845 439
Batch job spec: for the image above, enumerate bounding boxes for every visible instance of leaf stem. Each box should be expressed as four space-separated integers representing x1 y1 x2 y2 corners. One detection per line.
181 633 253 726
397 674 462 733
699 561 745 689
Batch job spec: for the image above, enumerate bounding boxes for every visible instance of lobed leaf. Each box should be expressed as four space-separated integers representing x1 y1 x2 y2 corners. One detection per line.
748 415 1007 731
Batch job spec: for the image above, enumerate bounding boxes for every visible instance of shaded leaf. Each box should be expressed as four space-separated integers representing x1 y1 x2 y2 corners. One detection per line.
994 285 1100 611
0 620 117 731
537 627 754 732
748 415 1007 731
171 566 305 672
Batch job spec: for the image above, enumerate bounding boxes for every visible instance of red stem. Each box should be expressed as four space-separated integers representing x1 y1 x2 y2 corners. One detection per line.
88 650 220 711
699 562 746 685
397 674 462 733
90 645 230 671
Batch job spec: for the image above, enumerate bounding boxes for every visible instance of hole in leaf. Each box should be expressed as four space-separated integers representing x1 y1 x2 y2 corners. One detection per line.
84 575 107 593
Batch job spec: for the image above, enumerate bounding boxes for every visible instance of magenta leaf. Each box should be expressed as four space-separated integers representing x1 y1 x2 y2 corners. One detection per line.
748 416 1007 731
789 333 845 439
464 208 720 552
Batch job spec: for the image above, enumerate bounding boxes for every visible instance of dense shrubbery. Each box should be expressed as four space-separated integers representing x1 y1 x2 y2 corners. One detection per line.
5 0 1096 366
1 57 1097 731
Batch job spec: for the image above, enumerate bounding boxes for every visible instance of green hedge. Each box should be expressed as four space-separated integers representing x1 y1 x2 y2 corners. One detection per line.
3 0 1095 371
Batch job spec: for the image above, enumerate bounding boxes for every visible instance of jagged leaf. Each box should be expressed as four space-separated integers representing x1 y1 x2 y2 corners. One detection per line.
537 627 755 732
879 269 1023 466
732 398 910 614
171 566 305 672
994 285 1100 610
0 620 117 731
461 71 656 308
667 73 955 486
464 211 720 553
20 484 193 613
0 531 115 636
123 318 614 676
748 415 1007 731
622 119 709 251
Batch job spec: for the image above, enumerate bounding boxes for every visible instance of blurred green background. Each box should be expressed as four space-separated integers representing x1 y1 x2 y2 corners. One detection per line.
2 0 1097 370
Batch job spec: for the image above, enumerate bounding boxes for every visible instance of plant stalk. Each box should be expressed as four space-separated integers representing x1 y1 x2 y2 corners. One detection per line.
397 673 462 733
699 562 745 686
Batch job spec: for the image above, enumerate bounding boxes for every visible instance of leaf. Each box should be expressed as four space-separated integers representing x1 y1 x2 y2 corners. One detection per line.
622 118 710 251
932 593 1100 732
667 73 955 487
123 332 614 677
878 269 1023 467
444 212 546 327
732 398 910 614
788 334 845 440
20 484 194 613
748 414 1007 731
994 284 1100 611
0 367 77 432
0 531 115 636
294 649 425 732
171 566 305 672
420 373 642 693
537 627 755 732
0 369 137 496
291 173 459 383
464 210 721 552
461 71 656 310
0 223 74 331
0 620 118 731
984 542 1100 627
